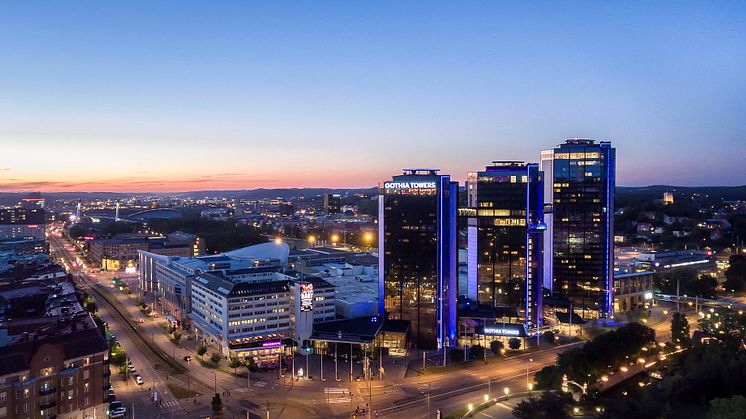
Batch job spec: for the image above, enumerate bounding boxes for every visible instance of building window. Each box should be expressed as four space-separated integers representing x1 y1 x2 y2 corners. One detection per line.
83 369 90 380
84 383 89 393
40 367 53 376
67 390 74 400
0 392 5 403
23 388 30 398
0 406 6 417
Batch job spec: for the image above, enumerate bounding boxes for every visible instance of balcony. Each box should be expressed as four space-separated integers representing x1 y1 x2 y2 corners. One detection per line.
39 385 57 396
40 400 57 409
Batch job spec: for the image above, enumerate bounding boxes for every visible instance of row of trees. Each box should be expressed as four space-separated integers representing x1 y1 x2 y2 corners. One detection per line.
657 268 718 299
534 322 656 389
147 216 266 253
604 342 746 418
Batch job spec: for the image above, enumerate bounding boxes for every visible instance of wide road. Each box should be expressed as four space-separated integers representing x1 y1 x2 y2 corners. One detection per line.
48 231 191 418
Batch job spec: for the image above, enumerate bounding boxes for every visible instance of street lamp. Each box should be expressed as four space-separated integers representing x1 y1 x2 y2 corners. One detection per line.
307 235 316 246
503 387 510 396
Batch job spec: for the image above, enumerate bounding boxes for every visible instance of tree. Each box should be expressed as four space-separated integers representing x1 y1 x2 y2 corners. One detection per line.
68 224 86 239
197 346 207 359
508 338 522 350
210 353 222 364
228 357 241 374
671 311 691 346
172 332 182 343
709 396 746 419
490 340 504 355
513 391 568 419
534 365 563 390
246 357 258 372
110 348 127 368
690 274 718 299
83 296 97 314
724 255 746 293
211 393 222 413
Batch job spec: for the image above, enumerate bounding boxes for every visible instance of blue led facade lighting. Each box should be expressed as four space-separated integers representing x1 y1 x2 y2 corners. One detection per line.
378 169 458 350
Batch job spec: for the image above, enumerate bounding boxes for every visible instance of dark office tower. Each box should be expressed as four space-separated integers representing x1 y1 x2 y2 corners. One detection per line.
548 139 615 318
467 162 545 329
378 169 458 350
324 193 341 214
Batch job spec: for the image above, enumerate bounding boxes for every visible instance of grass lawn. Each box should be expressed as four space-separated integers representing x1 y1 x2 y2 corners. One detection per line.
167 383 200 399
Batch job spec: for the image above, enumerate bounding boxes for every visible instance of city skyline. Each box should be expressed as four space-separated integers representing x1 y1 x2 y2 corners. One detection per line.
2 2 745 192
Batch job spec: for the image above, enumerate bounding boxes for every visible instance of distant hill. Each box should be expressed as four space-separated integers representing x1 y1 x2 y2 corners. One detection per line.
617 185 746 205
2 185 744 207
175 187 377 200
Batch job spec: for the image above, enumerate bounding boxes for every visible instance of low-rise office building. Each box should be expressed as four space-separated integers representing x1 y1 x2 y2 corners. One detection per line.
91 236 195 271
0 208 45 241
189 271 335 365
613 271 655 312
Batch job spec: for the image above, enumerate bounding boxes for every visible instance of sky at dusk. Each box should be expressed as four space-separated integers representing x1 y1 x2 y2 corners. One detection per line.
1 1 745 192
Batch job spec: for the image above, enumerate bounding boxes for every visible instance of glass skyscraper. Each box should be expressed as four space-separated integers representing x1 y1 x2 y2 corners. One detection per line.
378 169 457 350
466 162 545 329
545 139 615 318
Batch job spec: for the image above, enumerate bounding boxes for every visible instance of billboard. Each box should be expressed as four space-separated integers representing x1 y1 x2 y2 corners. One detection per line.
300 283 314 312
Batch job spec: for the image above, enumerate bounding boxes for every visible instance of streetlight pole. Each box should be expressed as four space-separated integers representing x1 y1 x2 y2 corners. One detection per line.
349 344 353 382
379 345 383 381
335 343 339 381
526 358 533 390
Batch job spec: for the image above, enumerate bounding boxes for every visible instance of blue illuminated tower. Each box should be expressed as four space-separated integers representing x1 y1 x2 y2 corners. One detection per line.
378 169 457 350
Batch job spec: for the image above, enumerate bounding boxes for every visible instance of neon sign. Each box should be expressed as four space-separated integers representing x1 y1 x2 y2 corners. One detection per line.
384 181 436 190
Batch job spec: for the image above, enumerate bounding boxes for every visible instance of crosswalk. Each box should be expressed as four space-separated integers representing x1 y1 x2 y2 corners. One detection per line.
161 400 180 409
324 387 351 404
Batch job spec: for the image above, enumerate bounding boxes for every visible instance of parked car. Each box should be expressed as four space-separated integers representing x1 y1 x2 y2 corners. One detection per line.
109 401 126 418
138 318 145 324
107 388 115 402
135 375 144 385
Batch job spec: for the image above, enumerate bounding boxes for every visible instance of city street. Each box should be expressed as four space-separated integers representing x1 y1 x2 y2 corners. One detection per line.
49 229 688 419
